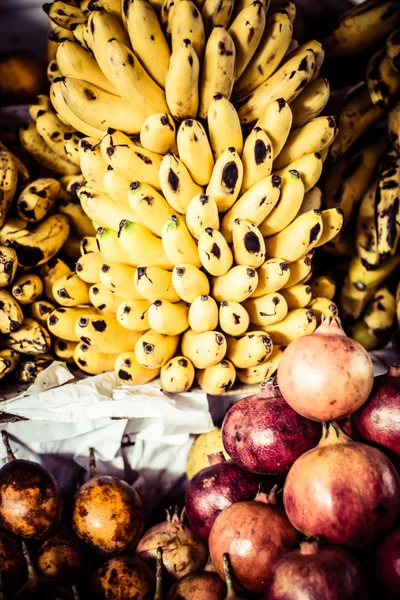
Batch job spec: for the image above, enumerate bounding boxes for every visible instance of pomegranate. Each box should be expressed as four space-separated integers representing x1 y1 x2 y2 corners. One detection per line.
375 525 400 598
222 378 321 474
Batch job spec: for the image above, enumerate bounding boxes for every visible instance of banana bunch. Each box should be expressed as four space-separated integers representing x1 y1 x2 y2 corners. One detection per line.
35 0 349 393
320 0 400 350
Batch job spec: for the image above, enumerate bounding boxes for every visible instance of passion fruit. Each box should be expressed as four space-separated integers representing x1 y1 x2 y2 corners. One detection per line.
91 556 154 600
35 534 88 582
0 529 28 594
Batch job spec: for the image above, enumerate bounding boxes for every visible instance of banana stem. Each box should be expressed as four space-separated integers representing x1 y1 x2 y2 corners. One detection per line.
21 541 38 581
1 430 15 462
72 585 82 600
89 447 97 479
154 547 163 600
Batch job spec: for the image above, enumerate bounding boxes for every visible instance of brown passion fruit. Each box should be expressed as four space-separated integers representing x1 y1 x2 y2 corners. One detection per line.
92 556 155 600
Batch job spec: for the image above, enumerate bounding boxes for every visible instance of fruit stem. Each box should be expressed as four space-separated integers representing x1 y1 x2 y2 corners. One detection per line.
21 541 38 581
72 585 82 600
388 363 400 378
208 452 225 466
89 447 97 479
1 430 15 462
259 377 281 398
154 547 163 600
300 539 320 555
223 553 242 599
254 483 279 505
320 422 351 446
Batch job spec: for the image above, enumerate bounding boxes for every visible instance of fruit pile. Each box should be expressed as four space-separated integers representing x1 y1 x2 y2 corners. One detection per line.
0 321 399 599
0 139 96 383
29 0 349 392
320 0 400 350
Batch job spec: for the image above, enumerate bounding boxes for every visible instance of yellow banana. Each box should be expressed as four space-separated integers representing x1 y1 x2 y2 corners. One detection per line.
229 1 266 81
264 209 323 262
170 0 205 61
0 290 24 334
220 173 281 242
81 235 98 255
50 79 104 138
280 283 312 310
348 320 380 351
330 85 385 160
199 26 235 119
162 214 201 267
70 22 89 48
40 257 72 302
186 194 219 240
181 328 226 369
212 265 258 302
53 273 91 306
124 0 170 89
115 352 160 384
166 40 199 121
102 139 162 190
196 359 236 394
208 95 243 158
308 297 339 324
260 169 305 236
263 307 316 345
140 113 177 155
232 218 265 267
58 198 96 238
87 8 131 81
134 265 180 302
56 39 117 95
29 94 52 121
3 318 51 355
9 214 70 268
198 227 233 275
273 116 337 170
281 253 314 289
17 178 60 222
47 60 62 83
35 108 76 160
0 219 31 247
237 48 315 125
386 27 400 73
188 294 218 332
74 342 120 374
75 252 103 283
96 226 135 264
376 149 400 258
60 76 144 135
106 39 168 121
240 127 273 194
290 77 330 129
251 258 290 297
79 138 108 193
0 147 17 229
135 329 179 368
355 179 380 269
103 169 132 208
116 299 151 331
206 147 243 212
98 0 122 18
171 264 210 302
99 261 143 300
218 300 249 336
340 276 374 321
19 121 78 175
63 131 83 166
43 1 86 29
128 181 172 237
49 23 75 43
348 254 400 291
78 186 137 231
148 299 189 335
53 338 77 363
90 283 124 314
226 330 272 369
256 98 292 158
388 100 400 154
324 129 388 225
62 234 81 261
160 356 195 393
233 8 293 101
243 292 288 326
315 208 344 247
364 286 396 336
177 119 214 186
367 47 400 109
12 274 43 305
75 314 142 353
159 154 203 214
275 152 323 194
236 344 284 385
310 276 336 301
29 300 56 328
323 0 399 58
282 40 324 81
0 349 19 380
297 186 322 216
14 354 54 383
118 220 174 269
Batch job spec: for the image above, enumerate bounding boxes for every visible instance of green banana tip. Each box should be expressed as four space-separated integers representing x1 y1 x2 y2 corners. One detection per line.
129 181 140 193
167 215 180 229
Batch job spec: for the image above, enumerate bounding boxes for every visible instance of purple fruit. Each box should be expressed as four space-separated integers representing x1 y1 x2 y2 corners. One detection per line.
375 525 400 598
264 541 370 600
185 454 259 542
353 364 400 457
222 378 321 475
